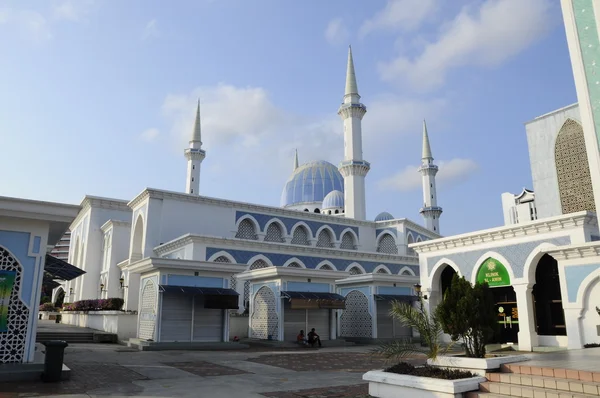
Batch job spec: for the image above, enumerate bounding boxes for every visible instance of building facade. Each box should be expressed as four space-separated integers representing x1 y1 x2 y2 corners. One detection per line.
501 189 537 226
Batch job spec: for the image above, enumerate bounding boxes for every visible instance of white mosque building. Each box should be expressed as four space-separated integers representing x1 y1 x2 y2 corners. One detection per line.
55 47 442 346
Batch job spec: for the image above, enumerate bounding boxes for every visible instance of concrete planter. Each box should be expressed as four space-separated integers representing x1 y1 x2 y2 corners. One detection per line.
61 311 137 340
363 370 486 398
40 311 60 320
427 354 529 376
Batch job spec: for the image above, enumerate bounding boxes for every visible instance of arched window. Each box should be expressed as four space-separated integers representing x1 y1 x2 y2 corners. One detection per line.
555 119 595 214
401 269 413 276
235 219 258 240
264 222 284 243
377 233 398 254
340 231 356 250
249 259 269 270
349 266 363 275
213 256 231 263
406 234 415 255
376 268 390 274
314 208 320 213
316 229 334 248
291 226 310 246
319 264 334 271
287 262 302 268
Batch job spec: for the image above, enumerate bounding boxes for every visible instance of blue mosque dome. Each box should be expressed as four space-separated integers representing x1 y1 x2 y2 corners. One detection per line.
322 190 344 210
281 161 344 207
375 211 395 222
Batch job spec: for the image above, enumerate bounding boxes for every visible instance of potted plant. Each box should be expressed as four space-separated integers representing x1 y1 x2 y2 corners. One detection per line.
429 275 528 375
364 298 486 397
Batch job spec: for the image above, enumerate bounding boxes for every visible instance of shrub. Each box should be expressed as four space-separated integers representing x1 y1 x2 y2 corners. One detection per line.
385 362 476 380
372 298 452 361
40 296 51 305
61 298 125 312
436 275 497 358
39 303 58 312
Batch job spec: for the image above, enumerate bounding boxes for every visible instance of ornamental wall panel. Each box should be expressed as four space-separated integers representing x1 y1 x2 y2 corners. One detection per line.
250 286 278 339
339 290 372 338
138 279 157 341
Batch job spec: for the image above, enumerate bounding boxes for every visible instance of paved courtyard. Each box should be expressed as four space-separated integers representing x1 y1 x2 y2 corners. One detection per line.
0 343 403 398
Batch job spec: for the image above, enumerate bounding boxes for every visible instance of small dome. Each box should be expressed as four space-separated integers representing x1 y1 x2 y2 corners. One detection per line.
375 212 394 222
280 161 344 207
322 190 344 209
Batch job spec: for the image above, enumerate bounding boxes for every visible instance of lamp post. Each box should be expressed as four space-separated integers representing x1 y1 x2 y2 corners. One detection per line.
414 283 427 347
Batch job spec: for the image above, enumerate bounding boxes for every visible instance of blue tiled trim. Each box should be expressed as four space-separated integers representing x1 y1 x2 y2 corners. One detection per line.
377 286 412 295
565 264 600 303
236 211 359 240
405 228 429 243
206 247 420 276
426 236 571 279
32 236 41 254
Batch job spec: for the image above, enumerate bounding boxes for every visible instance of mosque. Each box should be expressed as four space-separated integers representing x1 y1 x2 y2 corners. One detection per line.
53 47 441 346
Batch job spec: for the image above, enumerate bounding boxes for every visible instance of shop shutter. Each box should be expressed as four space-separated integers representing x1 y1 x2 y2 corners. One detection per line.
283 300 306 341
160 293 192 342
192 296 223 342
376 301 394 338
307 309 330 340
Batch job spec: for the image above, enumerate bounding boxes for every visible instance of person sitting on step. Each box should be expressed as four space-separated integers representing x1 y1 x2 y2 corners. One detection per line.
296 330 308 346
307 328 322 347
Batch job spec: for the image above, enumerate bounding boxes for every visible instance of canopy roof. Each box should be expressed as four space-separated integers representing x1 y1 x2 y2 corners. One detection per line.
44 254 85 281
374 294 418 302
159 285 238 296
281 291 345 301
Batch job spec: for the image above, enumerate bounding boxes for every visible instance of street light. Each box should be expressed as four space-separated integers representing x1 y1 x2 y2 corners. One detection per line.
100 283 105 291
119 277 127 289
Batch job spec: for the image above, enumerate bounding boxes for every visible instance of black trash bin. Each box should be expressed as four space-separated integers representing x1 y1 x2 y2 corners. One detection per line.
41 340 68 382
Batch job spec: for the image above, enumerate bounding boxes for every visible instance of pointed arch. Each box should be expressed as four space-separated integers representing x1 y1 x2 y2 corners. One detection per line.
290 222 311 246
131 214 144 259
316 226 335 248
576 267 600 307
523 243 559 283
554 118 595 214
316 260 336 271
406 233 415 255
339 228 358 250
374 265 391 274
377 233 398 254
399 266 416 276
428 258 461 290
471 252 515 286
207 251 236 263
235 217 259 240
264 219 286 242
283 258 306 268
346 263 366 275
247 254 273 271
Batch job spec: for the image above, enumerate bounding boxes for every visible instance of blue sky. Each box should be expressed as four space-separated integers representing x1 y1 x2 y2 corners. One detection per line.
0 0 576 235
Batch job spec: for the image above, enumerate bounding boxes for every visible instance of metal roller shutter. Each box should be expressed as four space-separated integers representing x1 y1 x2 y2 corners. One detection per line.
193 296 224 342
283 300 306 341
307 309 330 340
393 316 413 339
377 301 394 339
160 293 192 342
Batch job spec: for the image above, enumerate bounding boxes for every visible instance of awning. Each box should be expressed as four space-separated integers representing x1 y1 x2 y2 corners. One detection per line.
159 285 239 309
44 254 86 281
281 291 346 309
374 294 418 303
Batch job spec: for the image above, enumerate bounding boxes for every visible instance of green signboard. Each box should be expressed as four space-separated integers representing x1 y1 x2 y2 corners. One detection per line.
476 258 510 287
0 270 16 332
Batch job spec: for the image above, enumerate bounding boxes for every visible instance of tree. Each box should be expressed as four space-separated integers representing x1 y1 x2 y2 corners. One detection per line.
372 298 453 361
436 274 497 358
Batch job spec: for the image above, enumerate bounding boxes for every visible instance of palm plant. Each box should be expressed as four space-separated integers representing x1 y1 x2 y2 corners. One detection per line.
372 298 452 361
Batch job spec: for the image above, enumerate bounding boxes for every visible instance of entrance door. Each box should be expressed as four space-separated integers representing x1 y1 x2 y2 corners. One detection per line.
160 293 192 342
492 287 519 344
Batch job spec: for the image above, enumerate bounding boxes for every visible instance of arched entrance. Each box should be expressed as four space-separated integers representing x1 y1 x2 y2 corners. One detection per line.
532 254 566 336
53 288 65 308
476 257 518 344
440 265 456 298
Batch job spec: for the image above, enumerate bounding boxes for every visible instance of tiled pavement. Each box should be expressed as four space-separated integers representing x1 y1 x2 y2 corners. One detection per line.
247 352 393 373
261 384 371 398
162 360 250 377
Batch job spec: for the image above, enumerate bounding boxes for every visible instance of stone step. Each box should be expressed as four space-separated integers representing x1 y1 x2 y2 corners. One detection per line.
486 372 600 395
480 379 600 397
500 363 600 383
467 387 598 398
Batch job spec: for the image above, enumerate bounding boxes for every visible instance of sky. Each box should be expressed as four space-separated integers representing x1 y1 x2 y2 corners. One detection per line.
0 0 578 236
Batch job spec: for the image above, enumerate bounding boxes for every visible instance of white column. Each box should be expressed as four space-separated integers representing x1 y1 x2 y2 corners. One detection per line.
564 307 584 349
514 283 538 351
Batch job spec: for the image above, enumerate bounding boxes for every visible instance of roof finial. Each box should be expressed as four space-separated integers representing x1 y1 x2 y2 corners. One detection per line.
422 119 433 160
191 99 202 144
293 149 299 171
345 45 359 97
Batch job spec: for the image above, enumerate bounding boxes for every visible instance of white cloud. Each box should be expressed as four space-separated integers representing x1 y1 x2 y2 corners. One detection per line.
0 8 52 42
378 0 554 91
53 0 94 22
325 17 350 46
142 19 159 40
378 158 478 192
160 84 449 186
140 128 160 142
360 0 438 37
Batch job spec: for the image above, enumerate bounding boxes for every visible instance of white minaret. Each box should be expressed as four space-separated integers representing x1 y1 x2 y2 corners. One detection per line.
293 149 299 171
184 100 206 195
419 120 442 233
338 46 370 221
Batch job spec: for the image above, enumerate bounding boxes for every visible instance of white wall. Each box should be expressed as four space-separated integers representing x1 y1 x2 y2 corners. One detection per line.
581 278 600 345
61 311 138 340
526 104 580 220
